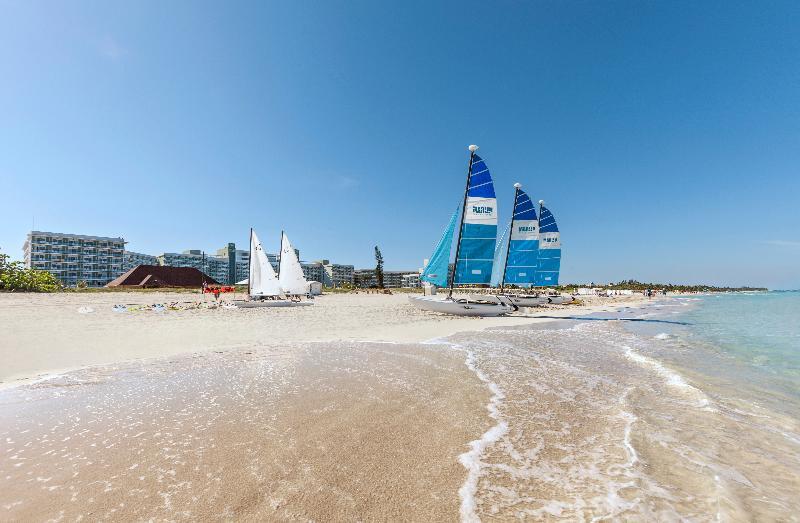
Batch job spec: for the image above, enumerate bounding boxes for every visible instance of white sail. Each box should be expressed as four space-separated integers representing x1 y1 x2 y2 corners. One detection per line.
279 232 309 295
250 229 282 296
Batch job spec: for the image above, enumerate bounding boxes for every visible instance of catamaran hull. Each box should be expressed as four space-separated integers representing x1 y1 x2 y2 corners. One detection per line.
235 300 313 308
547 295 575 305
409 296 514 317
504 295 550 307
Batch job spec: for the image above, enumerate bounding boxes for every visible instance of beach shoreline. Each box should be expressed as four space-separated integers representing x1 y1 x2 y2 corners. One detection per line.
0 291 648 388
2 292 798 520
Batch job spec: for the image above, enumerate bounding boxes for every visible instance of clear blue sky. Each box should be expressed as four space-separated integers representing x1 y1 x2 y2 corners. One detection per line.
1 1 798 288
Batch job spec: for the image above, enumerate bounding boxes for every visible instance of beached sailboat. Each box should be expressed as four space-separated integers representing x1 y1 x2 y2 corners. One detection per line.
236 229 300 308
411 145 515 316
534 201 573 304
497 183 549 307
278 232 313 301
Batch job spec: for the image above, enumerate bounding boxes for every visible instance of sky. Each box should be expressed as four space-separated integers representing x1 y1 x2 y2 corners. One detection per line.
1 1 798 289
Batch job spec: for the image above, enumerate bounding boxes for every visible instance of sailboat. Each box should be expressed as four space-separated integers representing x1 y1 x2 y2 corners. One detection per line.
410 145 516 316
497 183 550 307
278 231 313 302
534 201 573 304
236 229 312 308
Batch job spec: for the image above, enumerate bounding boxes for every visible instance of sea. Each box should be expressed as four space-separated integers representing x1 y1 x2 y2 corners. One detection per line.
448 291 800 521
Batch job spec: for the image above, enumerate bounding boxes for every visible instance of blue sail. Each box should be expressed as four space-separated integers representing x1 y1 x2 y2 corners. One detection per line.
420 207 459 287
504 188 539 287
455 154 498 284
535 204 561 286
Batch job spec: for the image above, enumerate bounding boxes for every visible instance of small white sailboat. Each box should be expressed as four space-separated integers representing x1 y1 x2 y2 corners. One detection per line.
410 145 515 317
236 228 298 308
278 231 313 302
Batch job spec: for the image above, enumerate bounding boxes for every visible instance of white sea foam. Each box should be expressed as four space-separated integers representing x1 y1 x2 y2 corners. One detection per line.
623 346 714 411
457 347 508 523
654 332 671 340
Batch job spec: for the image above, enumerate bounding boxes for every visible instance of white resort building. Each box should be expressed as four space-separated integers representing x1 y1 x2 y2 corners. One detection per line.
23 231 125 287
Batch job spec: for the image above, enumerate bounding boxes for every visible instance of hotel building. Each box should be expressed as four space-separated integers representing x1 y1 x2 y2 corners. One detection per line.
123 251 158 272
353 269 418 288
23 231 125 287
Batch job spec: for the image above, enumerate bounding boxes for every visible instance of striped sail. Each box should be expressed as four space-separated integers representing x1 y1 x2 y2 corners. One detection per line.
455 154 497 285
534 204 561 286
420 207 459 287
504 188 539 286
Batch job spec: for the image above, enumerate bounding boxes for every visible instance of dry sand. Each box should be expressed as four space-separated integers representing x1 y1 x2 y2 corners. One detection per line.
0 291 646 521
0 291 640 387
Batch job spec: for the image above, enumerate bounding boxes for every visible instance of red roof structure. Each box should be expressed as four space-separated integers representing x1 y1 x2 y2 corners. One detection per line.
106 265 218 288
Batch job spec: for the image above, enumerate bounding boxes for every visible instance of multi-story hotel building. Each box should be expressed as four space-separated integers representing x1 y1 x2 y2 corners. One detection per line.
299 260 354 287
23 231 125 287
157 250 229 284
353 269 418 288
123 251 158 272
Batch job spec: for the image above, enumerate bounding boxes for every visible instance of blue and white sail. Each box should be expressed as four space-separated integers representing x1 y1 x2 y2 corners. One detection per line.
534 202 561 286
504 187 539 286
455 154 498 284
420 207 459 287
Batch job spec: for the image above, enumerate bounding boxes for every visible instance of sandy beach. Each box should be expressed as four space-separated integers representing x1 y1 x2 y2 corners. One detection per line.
4 292 797 521
0 292 631 387
0 291 642 521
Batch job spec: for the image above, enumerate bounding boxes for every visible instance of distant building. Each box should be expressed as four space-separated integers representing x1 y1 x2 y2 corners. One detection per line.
215 245 249 284
24 229 353 288
302 259 354 287
156 250 229 284
123 251 158 272
401 273 421 288
354 269 419 288
23 231 125 287
301 262 325 284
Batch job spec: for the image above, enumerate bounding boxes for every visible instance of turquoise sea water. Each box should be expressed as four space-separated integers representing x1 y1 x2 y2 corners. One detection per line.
452 292 800 518
679 291 800 388
626 291 800 407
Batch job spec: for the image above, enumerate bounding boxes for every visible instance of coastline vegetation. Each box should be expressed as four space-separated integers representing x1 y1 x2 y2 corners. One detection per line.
0 253 63 292
553 279 768 293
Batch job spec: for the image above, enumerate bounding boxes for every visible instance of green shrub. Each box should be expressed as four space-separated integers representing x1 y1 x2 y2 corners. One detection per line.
0 253 63 292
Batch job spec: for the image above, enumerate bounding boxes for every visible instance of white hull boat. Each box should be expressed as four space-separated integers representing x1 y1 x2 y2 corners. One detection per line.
235 299 312 308
503 294 550 307
409 295 515 317
546 294 575 305
242 228 314 307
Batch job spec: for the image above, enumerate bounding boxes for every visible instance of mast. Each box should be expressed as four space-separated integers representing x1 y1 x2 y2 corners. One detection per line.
278 230 283 278
247 228 253 296
448 144 478 299
538 199 544 289
500 183 521 293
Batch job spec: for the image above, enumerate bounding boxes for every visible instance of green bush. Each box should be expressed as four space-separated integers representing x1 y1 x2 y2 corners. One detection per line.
0 253 63 292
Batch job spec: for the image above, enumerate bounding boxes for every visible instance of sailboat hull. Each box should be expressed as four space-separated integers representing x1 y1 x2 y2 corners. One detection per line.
409 295 514 317
547 295 575 305
235 299 313 308
503 295 550 307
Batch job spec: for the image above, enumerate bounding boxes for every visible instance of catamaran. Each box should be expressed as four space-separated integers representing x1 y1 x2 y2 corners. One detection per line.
236 229 313 308
410 145 516 316
496 183 549 307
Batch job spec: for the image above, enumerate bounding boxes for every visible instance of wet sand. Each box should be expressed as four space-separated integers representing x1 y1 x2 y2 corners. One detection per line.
0 342 493 520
